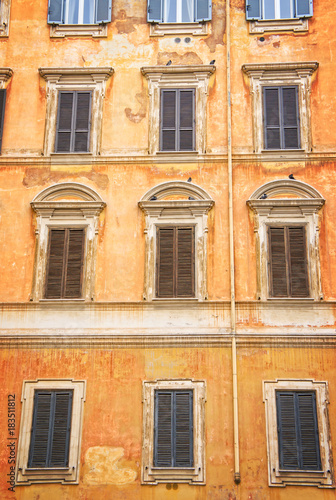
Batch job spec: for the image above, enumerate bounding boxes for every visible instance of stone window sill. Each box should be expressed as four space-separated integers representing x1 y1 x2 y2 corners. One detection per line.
150 22 207 36
249 18 308 34
50 23 107 38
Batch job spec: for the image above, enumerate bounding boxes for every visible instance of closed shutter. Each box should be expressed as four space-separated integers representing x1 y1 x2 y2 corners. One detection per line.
55 91 91 153
0 89 6 154
196 0 212 21
246 0 261 20
147 0 162 22
277 391 321 471
96 0 112 23
263 86 300 150
156 226 195 298
154 390 193 468
28 390 73 468
48 0 64 24
269 226 309 298
160 89 195 152
45 228 85 299
295 0 313 17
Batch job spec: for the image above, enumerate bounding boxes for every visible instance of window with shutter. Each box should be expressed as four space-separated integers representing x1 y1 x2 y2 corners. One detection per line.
28 391 73 468
55 91 91 153
263 86 300 150
0 89 6 154
276 391 321 471
156 226 195 298
45 228 85 299
154 390 193 467
160 89 195 152
48 0 112 24
268 226 309 298
246 0 313 20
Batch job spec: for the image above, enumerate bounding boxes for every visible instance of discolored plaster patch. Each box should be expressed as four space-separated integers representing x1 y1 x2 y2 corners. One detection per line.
205 1 226 53
22 167 109 191
125 88 147 123
115 10 146 34
157 51 203 65
82 446 137 485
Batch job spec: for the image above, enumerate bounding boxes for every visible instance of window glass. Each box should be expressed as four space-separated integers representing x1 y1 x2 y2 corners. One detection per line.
66 0 95 24
164 0 194 22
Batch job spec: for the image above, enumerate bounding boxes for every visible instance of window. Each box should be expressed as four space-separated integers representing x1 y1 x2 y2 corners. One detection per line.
16 379 86 484
142 379 206 484
263 379 333 487
0 0 11 37
31 182 106 301
246 0 312 33
268 226 309 298
147 0 211 35
139 181 214 301
263 86 300 150
39 68 113 156
48 0 111 37
160 89 195 152
56 91 91 153
141 66 215 155
247 179 324 301
242 62 318 154
45 228 85 299
156 226 195 298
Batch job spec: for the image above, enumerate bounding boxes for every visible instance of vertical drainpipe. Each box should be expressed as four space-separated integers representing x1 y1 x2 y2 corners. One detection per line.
226 0 241 485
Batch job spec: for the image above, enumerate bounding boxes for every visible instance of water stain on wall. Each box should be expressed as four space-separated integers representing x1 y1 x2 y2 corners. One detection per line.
157 51 203 65
83 446 137 485
22 167 109 191
125 89 147 123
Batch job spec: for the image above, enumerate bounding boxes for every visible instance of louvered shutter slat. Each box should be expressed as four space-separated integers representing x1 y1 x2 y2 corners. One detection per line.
64 229 84 299
177 228 194 297
155 392 173 466
196 0 211 21
0 89 6 154
269 227 288 297
50 392 72 467
282 87 300 149
277 392 299 469
174 391 193 467
48 0 64 24
56 92 73 153
74 92 91 153
297 393 321 470
96 0 112 23
264 88 281 149
179 90 194 151
29 392 52 467
288 227 309 297
157 228 175 298
161 90 177 152
45 229 66 299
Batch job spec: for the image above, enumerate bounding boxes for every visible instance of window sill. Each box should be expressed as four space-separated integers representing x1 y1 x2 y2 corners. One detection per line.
50 23 107 38
150 22 207 36
249 18 308 34
156 151 198 155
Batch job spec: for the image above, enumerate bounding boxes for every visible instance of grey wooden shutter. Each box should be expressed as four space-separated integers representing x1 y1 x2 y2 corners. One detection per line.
147 0 162 22
96 0 112 23
264 87 300 150
56 92 74 153
295 0 313 17
196 0 212 21
56 91 91 153
282 87 300 149
45 228 84 299
156 227 175 298
28 391 72 468
161 90 177 152
154 390 193 467
277 391 321 471
0 89 6 154
74 92 91 152
179 90 194 151
48 0 64 24
160 89 195 152
177 227 195 297
246 0 261 20
263 87 281 149
288 226 309 297
269 227 288 297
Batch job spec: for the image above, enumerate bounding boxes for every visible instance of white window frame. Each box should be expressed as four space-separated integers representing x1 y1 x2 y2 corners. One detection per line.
141 65 215 155
142 379 206 484
50 0 108 37
139 181 214 301
30 182 106 302
247 179 325 301
242 62 318 154
249 0 310 33
263 379 334 488
16 379 86 485
38 67 113 156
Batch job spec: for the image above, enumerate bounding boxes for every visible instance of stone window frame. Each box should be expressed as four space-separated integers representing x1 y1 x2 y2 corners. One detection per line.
30 182 106 302
247 179 325 301
249 17 308 34
16 378 86 485
38 67 113 157
141 65 215 155
150 22 208 36
50 23 108 38
0 0 11 37
138 181 214 301
242 62 318 154
142 378 206 484
263 379 334 488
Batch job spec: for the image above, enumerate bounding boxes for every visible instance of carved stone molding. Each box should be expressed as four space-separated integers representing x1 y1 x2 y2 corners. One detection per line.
150 21 207 36
0 67 13 87
50 23 107 38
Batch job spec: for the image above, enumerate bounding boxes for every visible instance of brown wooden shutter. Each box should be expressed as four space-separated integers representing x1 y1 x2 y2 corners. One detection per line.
0 89 6 154
45 228 84 299
74 92 91 152
161 90 177 152
269 226 309 298
264 87 281 149
282 87 300 149
156 227 195 298
56 92 74 152
179 90 194 151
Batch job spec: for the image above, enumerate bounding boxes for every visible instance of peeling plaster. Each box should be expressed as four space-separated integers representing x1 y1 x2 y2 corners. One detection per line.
125 88 147 123
22 167 109 191
83 446 137 485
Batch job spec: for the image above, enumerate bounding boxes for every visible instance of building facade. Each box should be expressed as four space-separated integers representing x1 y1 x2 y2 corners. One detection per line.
0 0 335 498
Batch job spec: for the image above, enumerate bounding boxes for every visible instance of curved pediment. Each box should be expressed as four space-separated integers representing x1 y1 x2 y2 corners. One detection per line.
140 181 213 202
32 182 104 203
249 179 324 200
